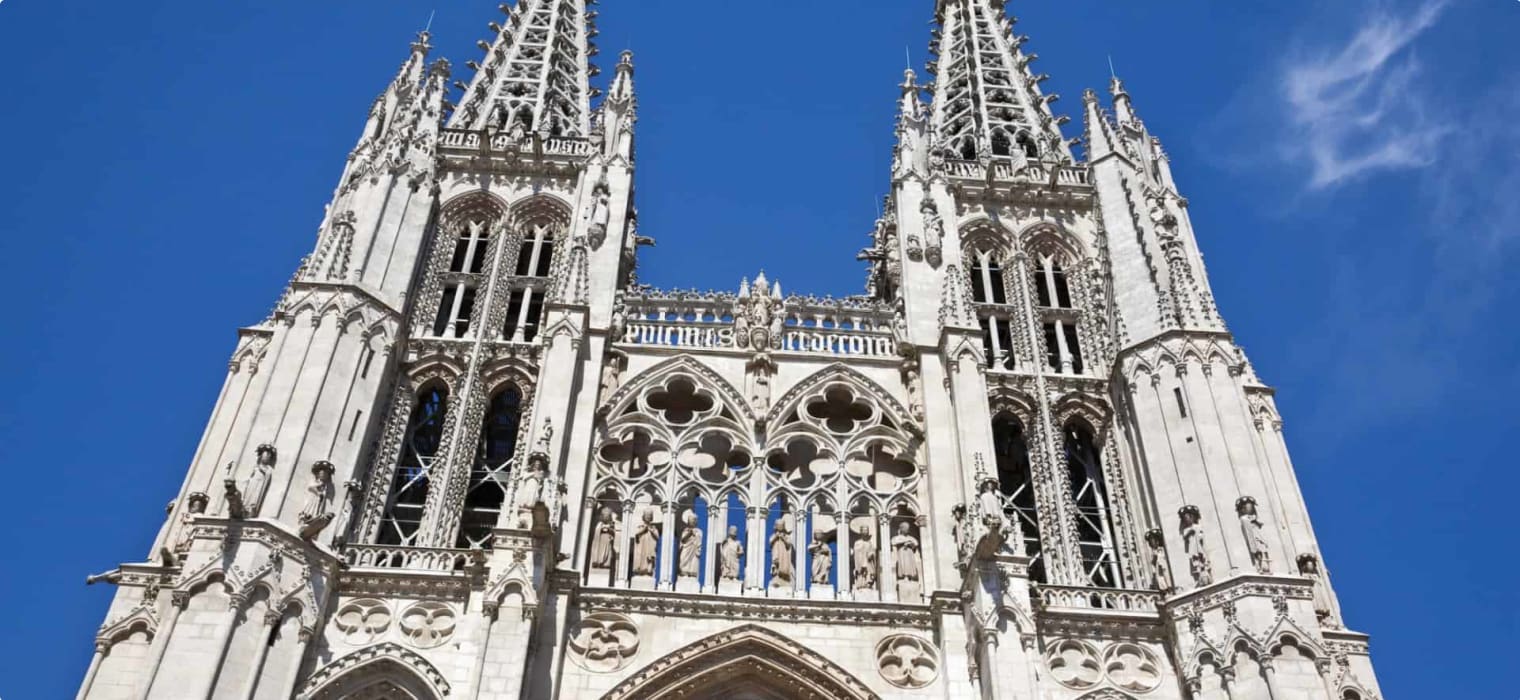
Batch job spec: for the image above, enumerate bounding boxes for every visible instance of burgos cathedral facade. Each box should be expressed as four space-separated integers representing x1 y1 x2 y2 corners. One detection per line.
77 1 1384 699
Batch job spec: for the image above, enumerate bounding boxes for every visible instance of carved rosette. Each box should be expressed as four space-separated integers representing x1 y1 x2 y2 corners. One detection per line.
568 612 641 672
876 634 940 689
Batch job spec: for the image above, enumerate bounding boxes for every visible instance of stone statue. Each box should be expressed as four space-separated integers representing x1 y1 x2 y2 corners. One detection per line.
599 353 622 400
809 531 832 585
1180 506 1211 587
589 508 617 569
609 300 629 343
769 517 794 587
903 363 924 421
588 182 611 249
892 523 922 600
719 525 744 581
678 510 702 578
750 363 772 413
631 509 659 577
246 444 277 517
1147 193 1178 234
160 492 209 566
298 461 337 541
767 298 786 349
1146 529 1174 594
1237 497 1272 574
1298 554 1339 628
920 198 945 266
851 524 878 591
514 461 546 528
534 419 555 457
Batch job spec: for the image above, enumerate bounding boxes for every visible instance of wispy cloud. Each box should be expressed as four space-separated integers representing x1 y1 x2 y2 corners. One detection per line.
1280 0 1450 189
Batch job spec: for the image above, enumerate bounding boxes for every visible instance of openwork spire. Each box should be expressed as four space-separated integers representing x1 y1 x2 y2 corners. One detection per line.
448 0 600 136
925 0 1070 163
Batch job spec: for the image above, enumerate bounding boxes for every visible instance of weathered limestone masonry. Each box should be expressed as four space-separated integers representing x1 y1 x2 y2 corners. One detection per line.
77 1 1382 699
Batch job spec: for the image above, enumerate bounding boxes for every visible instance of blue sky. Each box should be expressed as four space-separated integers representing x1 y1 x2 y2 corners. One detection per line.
0 1 1515 697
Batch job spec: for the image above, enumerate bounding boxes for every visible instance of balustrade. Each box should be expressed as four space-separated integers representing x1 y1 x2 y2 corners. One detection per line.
344 544 476 573
1035 583 1161 614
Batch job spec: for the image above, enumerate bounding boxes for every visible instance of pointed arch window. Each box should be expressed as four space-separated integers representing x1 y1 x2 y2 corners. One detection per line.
502 217 556 342
432 215 495 339
1063 421 1120 588
1034 255 1072 309
378 385 449 546
449 220 492 274
456 385 524 548
992 414 1045 582
515 221 556 277
969 248 1016 371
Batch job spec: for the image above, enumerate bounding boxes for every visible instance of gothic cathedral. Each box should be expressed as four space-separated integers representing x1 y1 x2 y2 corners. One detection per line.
77 2 1383 699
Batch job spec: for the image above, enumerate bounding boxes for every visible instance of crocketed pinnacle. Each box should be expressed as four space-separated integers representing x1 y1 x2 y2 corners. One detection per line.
448 0 600 136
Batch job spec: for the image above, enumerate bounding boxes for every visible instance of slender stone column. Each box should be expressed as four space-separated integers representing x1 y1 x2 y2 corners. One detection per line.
234 611 281 700
1261 657 1284 700
273 628 313 700
198 594 247 699
137 594 186 700
467 606 498 700
879 513 897 602
76 642 107 700
1219 668 1238 700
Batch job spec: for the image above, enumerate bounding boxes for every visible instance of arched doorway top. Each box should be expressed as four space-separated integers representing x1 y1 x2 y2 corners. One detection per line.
601 624 880 700
300 642 449 699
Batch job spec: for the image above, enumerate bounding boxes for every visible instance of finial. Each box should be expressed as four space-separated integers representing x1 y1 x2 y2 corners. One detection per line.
1110 74 1128 98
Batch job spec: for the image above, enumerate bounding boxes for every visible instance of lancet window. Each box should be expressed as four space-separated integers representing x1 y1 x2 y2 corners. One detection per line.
968 246 1018 371
501 218 558 343
429 207 499 339
378 385 449 546
455 385 524 548
992 414 1045 582
1028 243 1087 376
588 366 922 602
1063 420 1120 588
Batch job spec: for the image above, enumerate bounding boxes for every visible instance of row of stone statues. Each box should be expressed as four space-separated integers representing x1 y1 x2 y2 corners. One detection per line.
1154 500 1338 628
587 506 923 596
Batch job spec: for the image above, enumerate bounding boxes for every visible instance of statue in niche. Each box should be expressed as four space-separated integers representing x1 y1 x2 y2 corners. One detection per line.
892 298 910 350
769 517 794 587
903 362 925 421
609 299 629 343
298 461 337 541
1146 529 1174 594
1298 554 1340 629
920 198 945 266
851 524 878 590
599 352 623 401
514 460 546 528
587 181 611 249
1180 505 1212 587
719 526 744 581
748 357 773 414
1237 496 1272 574
630 509 659 577
678 510 702 578
892 522 923 600
809 531 832 585
589 508 617 569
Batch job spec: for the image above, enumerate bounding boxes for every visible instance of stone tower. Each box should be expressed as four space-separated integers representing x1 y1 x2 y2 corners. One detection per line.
77 1 1383 699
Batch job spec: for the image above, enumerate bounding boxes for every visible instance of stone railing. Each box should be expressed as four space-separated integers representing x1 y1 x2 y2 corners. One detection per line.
1035 584 1162 614
617 291 897 359
437 129 593 159
344 544 478 573
941 158 1090 187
